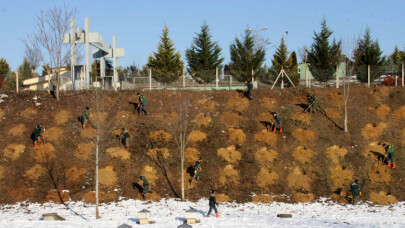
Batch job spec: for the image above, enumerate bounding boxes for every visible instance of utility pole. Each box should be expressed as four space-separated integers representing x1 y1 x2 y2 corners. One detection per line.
149 68 152 91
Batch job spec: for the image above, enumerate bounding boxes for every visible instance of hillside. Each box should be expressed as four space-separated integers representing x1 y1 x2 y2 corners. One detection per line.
0 87 404 205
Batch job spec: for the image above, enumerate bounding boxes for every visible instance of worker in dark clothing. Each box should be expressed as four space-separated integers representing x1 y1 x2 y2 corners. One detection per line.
206 190 220 218
273 112 282 133
245 80 253 100
82 107 90 129
383 144 396 168
32 124 44 146
350 179 361 204
189 159 202 182
307 95 316 113
140 176 149 199
137 93 147 115
120 127 130 150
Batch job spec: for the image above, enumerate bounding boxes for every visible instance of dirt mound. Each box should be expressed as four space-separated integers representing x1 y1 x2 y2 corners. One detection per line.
292 128 316 142
293 193 315 203
111 129 122 136
200 100 217 112
147 148 171 160
185 147 200 162
115 110 135 122
292 146 314 164
256 167 279 188
256 112 273 123
368 163 391 186
65 167 88 184
34 144 56 163
106 147 131 160
393 106 405 119
149 130 172 142
226 95 249 112
46 189 70 203
54 110 70 125
20 108 38 117
287 167 311 191
324 107 342 119
75 143 94 160
329 165 353 191
369 191 398 205
154 112 179 123
7 124 27 137
259 97 277 110
189 130 207 143
252 194 274 203
254 130 278 146
99 165 117 187
327 145 348 164
372 87 390 102
195 114 212 128
361 122 387 139
227 128 246 145
90 111 108 124
141 165 158 186
42 127 63 142
219 165 239 186
217 146 242 164
81 127 97 139
291 112 311 125
9 187 34 202
220 112 243 127
83 191 117 203
24 164 46 181
255 147 278 164
216 193 231 202
326 92 344 107
4 144 26 161
363 141 385 158
375 105 391 119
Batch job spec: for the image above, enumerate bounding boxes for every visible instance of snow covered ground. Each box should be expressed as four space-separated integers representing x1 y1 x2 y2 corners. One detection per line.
1 198 405 227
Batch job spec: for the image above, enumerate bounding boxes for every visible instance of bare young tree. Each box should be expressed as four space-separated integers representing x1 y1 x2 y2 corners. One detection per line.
173 93 199 200
341 36 360 133
24 5 77 100
23 45 43 76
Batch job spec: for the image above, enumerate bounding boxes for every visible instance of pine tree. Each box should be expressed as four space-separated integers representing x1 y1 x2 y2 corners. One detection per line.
389 46 404 76
229 29 266 82
307 19 341 84
269 37 299 85
0 58 10 76
148 26 184 83
186 22 224 84
353 28 385 82
18 59 34 80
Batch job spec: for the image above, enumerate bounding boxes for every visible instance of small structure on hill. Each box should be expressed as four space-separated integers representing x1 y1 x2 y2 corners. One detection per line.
137 209 151 224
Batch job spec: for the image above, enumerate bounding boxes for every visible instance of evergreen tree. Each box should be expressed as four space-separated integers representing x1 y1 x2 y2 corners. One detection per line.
307 19 341 84
18 59 34 80
148 26 184 83
185 22 224 84
353 28 385 82
229 29 266 82
41 64 51 76
389 46 404 76
91 59 113 81
269 37 299 85
0 58 10 77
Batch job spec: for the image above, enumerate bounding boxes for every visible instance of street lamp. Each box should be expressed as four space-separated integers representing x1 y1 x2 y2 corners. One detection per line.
245 26 268 84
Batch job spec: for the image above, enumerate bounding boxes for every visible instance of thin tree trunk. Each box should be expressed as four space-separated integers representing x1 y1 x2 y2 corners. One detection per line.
181 134 185 201
95 88 101 219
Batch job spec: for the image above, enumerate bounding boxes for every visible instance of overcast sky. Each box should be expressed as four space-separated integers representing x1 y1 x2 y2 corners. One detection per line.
1 0 404 71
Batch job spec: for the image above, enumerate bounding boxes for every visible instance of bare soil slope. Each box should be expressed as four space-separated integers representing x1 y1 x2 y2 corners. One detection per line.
0 87 404 205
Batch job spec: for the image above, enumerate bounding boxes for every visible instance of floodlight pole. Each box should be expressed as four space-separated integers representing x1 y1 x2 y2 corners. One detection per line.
100 36 106 89
70 18 77 90
85 17 91 89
